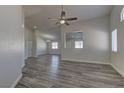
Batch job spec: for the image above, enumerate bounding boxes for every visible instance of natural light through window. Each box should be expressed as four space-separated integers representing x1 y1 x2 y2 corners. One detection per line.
52 42 58 49
120 7 124 22
75 41 83 48
112 29 117 52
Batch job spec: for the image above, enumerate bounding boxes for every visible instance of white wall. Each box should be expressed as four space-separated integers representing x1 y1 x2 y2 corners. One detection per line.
110 6 124 76
0 6 24 87
61 16 110 64
25 27 33 59
35 30 47 56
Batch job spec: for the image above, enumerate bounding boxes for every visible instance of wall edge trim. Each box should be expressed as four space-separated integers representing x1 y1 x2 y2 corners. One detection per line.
10 73 22 88
110 63 124 77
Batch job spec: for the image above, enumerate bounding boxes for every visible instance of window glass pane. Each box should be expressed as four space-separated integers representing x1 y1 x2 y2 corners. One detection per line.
112 29 117 52
75 41 83 48
52 42 58 49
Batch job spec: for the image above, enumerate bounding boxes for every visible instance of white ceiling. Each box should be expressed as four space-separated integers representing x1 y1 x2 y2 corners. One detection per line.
24 5 113 30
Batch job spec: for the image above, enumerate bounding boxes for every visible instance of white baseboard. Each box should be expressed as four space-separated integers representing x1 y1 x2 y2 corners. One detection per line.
61 58 110 65
10 73 22 88
110 63 124 77
62 58 124 78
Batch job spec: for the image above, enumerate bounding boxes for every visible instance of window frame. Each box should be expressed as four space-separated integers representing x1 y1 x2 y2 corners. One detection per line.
120 6 124 22
64 31 84 48
51 42 58 49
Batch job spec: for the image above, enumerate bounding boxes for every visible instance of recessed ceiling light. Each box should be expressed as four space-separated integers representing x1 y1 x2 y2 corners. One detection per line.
22 24 25 28
46 40 51 42
33 25 37 29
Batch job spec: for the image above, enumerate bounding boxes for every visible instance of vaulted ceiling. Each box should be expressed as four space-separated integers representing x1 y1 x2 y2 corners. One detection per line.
23 5 113 41
24 5 113 30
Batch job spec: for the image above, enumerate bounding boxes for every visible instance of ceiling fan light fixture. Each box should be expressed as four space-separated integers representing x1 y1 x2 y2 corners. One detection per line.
60 20 65 24
48 5 77 26
33 25 37 29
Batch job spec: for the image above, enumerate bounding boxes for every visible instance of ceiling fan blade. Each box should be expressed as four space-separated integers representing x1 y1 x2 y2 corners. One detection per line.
55 21 59 25
65 21 69 26
48 18 59 20
66 17 77 21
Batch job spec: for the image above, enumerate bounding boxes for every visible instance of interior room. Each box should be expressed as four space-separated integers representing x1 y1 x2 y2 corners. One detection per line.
0 5 124 88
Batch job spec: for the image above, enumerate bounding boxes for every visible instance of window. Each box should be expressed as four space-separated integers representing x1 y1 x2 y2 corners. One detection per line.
120 7 124 22
65 32 83 48
75 41 83 48
112 29 117 52
52 42 58 49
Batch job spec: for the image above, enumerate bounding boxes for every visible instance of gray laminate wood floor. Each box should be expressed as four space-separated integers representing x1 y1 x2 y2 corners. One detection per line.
16 55 124 88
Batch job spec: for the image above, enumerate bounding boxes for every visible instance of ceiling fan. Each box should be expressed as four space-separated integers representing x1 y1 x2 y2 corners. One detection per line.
48 6 78 26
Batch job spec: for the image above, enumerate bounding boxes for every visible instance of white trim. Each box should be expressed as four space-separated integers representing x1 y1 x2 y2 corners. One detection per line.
10 73 22 88
110 63 124 77
61 58 110 65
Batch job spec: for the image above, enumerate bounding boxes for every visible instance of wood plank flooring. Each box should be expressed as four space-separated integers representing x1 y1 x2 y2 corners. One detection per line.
16 55 124 88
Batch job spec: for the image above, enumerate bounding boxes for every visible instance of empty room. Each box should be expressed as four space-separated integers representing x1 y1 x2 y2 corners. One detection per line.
0 5 124 88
